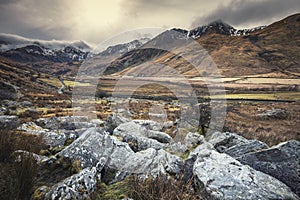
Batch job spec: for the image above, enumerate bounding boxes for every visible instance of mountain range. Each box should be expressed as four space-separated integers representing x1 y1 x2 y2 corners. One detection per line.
0 13 299 96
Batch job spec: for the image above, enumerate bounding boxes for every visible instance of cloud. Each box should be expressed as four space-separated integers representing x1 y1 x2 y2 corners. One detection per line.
191 0 300 28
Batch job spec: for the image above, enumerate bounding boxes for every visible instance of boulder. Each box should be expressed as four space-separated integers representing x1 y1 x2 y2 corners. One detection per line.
122 134 166 152
114 148 183 181
0 115 20 130
44 167 98 200
58 128 134 169
105 113 130 133
193 147 298 200
147 130 173 143
18 122 68 148
114 122 172 144
225 139 268 158
184 132 204 148
167 142 189 155
257 109 288 120
238 140 300 197
207 132 268 157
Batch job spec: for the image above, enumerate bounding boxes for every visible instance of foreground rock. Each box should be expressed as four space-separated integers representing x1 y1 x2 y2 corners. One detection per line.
57 127 183 183
114 148 183 181
193 147 299 200
238 140 300 197
58 128 134 169
44 167 99 200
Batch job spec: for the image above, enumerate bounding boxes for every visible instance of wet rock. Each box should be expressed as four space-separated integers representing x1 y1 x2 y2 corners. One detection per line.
44 167 98 200
0 115 20 130
193 148 298 200
258 108 288 120
238 140 300 196
184 132 204 148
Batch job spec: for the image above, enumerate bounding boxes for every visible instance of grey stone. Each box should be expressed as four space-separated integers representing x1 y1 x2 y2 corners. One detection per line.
207 132 268 157
123 134 166 152
36 116 89 130
114 122 172 144
185 132 204 148
193 148 298 200
44 167 98 200
167 142 189 155
58 128 134 169
207 131 249 152
238 140 300 197
225 139 268 158
0 115 20 130
105 113 130 133
147 130 173 143
133 119 163 131
114 148 183 181
18 122 67 148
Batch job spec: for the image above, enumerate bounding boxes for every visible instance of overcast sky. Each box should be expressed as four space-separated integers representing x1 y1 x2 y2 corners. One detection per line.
0 0 299 45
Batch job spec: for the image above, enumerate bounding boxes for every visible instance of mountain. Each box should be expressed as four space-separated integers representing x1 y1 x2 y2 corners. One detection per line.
99 13 300 78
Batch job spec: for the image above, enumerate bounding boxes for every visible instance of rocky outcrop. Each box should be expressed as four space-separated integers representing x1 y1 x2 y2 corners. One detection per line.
193 147 299 200
238 140 300 196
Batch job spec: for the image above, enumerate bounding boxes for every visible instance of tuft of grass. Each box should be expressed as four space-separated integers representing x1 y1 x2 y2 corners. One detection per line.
91 174 198 200
0 130 46 200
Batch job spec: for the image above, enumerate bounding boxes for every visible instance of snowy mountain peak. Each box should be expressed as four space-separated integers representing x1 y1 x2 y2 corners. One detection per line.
188 21 265 39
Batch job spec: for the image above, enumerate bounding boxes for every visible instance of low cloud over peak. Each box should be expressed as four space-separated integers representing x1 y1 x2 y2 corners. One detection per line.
191 0 300 29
